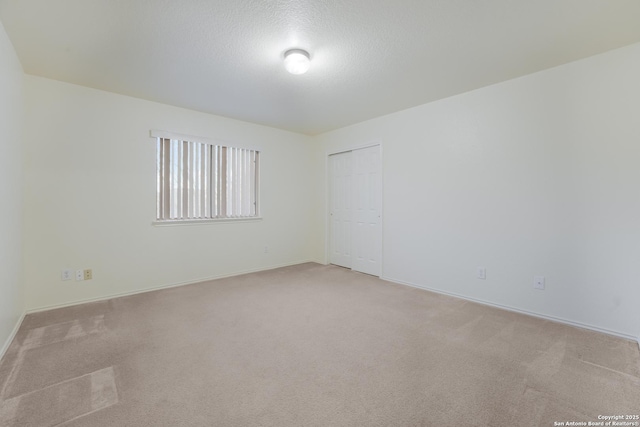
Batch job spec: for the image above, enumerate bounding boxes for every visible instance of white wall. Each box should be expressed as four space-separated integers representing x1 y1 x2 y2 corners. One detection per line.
23 76 318 310
315 43 640 340
0 20 25 354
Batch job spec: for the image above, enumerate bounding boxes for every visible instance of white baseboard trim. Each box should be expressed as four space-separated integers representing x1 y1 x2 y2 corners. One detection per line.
20 264 640 350
27 260 315 315
383 275 638 343
0 311 26 362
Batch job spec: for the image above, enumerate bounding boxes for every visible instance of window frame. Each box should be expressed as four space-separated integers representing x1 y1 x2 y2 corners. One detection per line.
150 130 262 226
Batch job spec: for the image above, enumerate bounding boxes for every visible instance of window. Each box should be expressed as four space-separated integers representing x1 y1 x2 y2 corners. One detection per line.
154 133 259 222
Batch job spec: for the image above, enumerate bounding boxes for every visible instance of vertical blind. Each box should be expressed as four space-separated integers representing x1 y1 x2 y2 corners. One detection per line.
156 138 259 221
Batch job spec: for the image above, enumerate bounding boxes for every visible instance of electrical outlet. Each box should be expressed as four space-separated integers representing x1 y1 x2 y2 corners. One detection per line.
61 270 72 281
264 246 269 254
477 267 486 280
76 270 84 281
534 276 545 290
84 269 92 280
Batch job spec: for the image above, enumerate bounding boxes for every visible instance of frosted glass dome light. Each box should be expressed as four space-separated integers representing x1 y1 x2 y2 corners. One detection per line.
284 49 311 75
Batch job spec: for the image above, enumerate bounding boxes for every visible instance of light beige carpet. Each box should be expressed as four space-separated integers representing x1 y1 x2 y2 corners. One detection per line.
1 263 638 426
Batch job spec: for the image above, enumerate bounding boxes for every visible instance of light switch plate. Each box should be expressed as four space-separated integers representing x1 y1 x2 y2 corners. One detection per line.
61 270 72 281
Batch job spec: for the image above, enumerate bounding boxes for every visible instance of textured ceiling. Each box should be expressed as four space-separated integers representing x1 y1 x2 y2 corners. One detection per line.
2 0 640 135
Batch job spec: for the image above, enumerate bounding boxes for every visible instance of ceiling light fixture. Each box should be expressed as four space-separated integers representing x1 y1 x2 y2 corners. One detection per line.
284 49 311 75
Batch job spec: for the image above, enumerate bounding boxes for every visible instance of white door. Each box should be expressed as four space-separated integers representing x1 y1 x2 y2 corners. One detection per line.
352 145 382 276
329 146 382 276
329 151 353 268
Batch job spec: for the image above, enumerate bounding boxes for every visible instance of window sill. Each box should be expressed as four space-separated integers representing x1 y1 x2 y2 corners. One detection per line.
152 217 263 226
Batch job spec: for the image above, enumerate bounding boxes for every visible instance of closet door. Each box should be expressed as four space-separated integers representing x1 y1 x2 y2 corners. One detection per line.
328 151 353 268
352 145 382 276
329 145 382 276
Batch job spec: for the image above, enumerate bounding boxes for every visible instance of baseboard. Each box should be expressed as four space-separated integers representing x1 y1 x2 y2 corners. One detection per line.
383 275 638 343
0 311 26 362
22 265 640 349
27 260 316 315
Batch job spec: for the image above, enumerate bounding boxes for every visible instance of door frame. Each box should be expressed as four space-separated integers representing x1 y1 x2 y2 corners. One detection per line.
325 141 383 277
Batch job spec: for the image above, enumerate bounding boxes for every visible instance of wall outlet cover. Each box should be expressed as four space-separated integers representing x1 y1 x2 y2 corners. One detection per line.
534 276 545 290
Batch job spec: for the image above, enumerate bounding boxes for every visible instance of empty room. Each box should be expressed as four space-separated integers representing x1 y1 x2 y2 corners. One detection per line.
1 1 639 426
